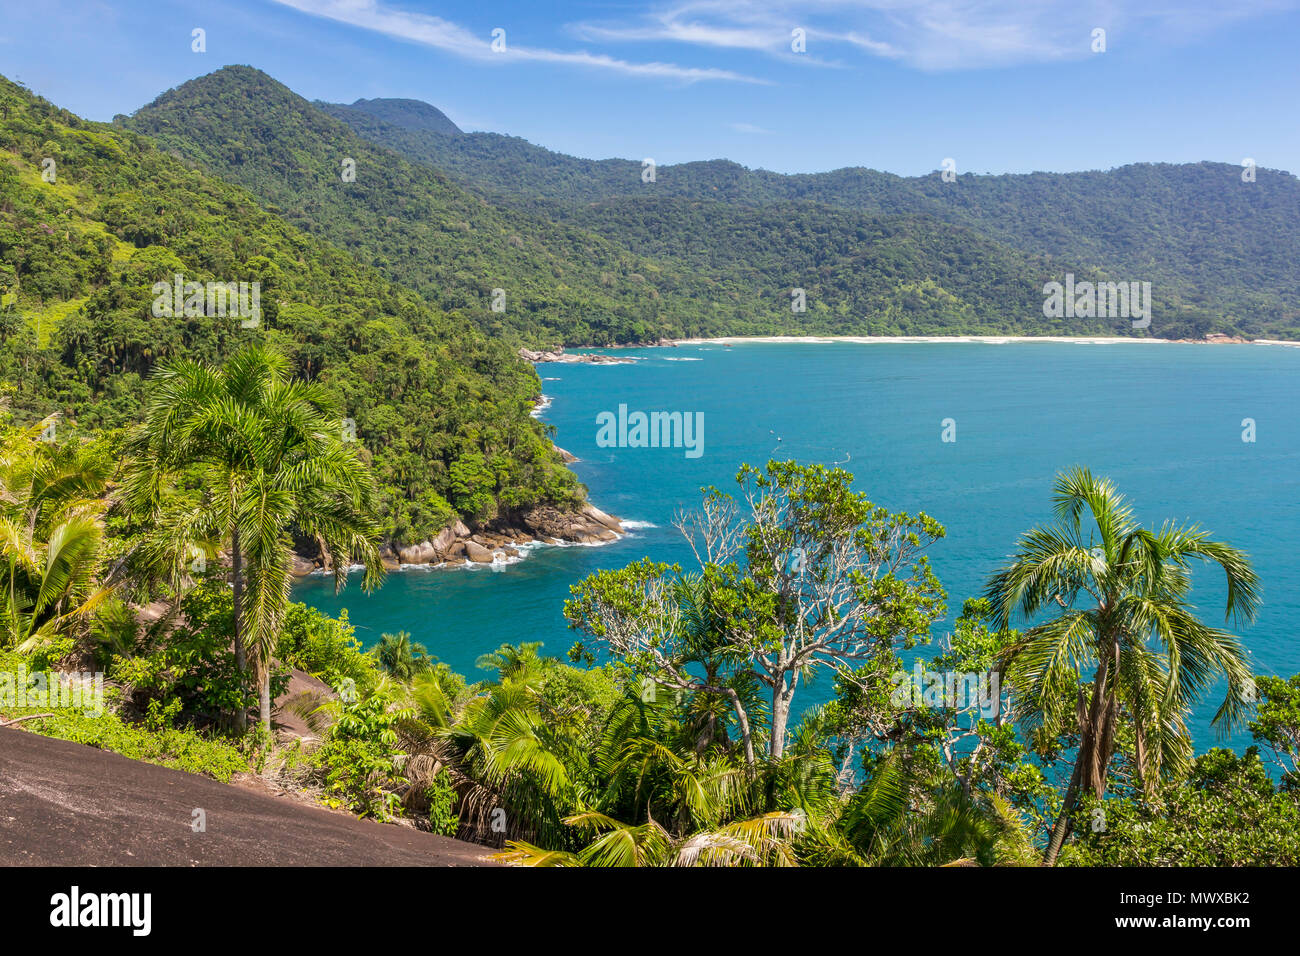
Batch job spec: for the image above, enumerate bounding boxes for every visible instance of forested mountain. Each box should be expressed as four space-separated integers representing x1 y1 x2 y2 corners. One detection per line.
334 97 462 136
0 73 579 546
547 197 1072 335
126 67 1153 344
325 95 1300 340
124 66 684 346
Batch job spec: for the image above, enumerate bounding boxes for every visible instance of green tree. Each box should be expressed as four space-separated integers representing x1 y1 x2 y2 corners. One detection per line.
371 630 430 681
566 460 946 762
985 467 1258 865
1063 748 1300 866
0 416 115 651
121 345 385 733
1248 674 1300 786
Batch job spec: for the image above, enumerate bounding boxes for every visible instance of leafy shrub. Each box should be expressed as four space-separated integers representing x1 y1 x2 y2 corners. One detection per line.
312 694 413 820
425 774 460 836
2 708 248 781
278 602 381 697
109 582 280 723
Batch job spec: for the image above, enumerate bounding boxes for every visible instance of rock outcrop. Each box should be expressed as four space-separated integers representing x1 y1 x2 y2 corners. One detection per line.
518 347 633 365
293 502 625 575
1171 332 1251 344
464 540 494 564
520 504 621 544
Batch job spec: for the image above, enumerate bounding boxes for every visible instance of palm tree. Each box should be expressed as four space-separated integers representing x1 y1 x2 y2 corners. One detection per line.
985 467 1258 865
497 809 803 867
595 693 754 833
439 675 573 846
836 761 1033 866
120 346 385 733
371 630 430 680
474 642 555 684
0 417 115 650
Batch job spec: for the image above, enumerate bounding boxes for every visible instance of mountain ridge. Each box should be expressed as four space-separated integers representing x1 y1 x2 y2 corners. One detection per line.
337 97 462 136
321 92 1300 341
0 70 582 547
118 65 1299 344
126 66 1176 344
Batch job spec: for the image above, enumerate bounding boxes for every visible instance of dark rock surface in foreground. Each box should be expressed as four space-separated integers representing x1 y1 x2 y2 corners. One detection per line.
0 728 497 866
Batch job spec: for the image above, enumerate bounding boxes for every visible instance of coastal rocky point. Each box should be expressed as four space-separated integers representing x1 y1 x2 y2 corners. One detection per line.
518 346 638 364
292 503 625 574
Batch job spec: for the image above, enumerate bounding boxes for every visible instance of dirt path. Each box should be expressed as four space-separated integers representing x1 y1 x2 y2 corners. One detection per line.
0 727 498 866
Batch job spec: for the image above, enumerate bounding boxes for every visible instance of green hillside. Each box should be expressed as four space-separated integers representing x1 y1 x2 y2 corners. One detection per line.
326 96 1300 340
336 97 462 136
124 66 703 346
0 73 579 546
127 67 1128 344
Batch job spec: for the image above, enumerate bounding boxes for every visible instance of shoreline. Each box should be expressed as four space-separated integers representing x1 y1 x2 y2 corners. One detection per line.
671 335 1300 346
305 524 652 578
292 503 641 578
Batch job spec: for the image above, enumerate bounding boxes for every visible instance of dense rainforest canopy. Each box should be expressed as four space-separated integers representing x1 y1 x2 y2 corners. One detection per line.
123 66 1300 347
324 87 1300 343
0 73 579 546
1 67 1297 867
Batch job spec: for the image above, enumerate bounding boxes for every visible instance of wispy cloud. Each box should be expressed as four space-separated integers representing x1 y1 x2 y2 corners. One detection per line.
570 0 1300 71
269 0 768 83
571 2 861 66
728 121 772 134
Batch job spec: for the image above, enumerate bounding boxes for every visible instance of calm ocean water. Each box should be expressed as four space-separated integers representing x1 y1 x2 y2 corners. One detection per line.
294 342 1300 751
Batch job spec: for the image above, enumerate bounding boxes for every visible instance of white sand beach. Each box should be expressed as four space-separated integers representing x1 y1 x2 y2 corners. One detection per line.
673 335 1298 346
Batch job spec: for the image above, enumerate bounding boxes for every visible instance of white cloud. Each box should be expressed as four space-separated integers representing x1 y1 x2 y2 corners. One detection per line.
269 0 768 83
728 121 772 133
570 0 1300 71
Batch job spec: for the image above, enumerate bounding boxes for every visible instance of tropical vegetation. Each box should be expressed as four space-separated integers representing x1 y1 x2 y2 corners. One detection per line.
2 369 1293 865
1 67 1296 869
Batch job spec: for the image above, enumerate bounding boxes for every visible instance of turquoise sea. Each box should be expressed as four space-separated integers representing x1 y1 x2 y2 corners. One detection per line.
294 342 1300 751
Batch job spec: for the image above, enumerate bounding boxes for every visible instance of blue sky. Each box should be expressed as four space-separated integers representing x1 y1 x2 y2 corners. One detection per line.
3 0 1299 176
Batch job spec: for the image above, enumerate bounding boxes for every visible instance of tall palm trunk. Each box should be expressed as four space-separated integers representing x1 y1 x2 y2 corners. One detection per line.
258 663 272 734
231 527 247 733
1044 725 1085 864
1044 643 1114 865
1092 645 1122 797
